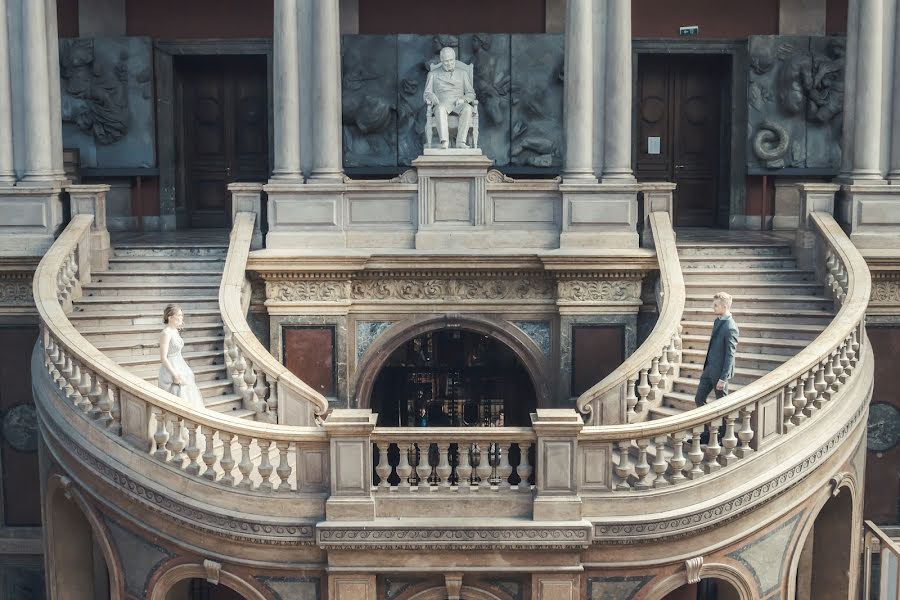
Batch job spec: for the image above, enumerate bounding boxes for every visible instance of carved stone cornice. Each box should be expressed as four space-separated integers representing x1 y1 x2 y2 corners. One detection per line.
265 280 351 304
316 523 592 550
350 276 555 302
557 280 642 304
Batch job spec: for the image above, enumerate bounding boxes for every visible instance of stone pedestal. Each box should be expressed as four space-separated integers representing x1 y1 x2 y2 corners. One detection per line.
264 182 348 249
0 185 63 255
773 177 804 230
68 184 111 271
412 151 493 250
559 182 639 249
531 409 583 521
324 409 377 521
228 182 264 249
838 183 900 249
795 183 838 270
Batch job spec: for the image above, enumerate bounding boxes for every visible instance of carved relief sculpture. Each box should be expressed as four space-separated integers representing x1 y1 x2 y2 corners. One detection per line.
60 38 130 144
509 35 564 168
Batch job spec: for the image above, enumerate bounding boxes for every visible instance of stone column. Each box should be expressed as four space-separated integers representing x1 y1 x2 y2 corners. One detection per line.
0 0 16 183
309 0 344 182
272 0 303 180
602 0 634 181
562 0 595 182
849 0 884 180
21 0 55 182
839 0 860 178
889 5 900 180
45 0 65 180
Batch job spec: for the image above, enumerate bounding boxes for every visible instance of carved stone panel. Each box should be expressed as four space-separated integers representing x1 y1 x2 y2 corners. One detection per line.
460 34 512 166
510 34 564 168
59 36 156 168
341 35 398 168
747 35 845 172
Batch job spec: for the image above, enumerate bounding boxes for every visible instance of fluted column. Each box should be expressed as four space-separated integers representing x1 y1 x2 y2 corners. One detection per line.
602 0 635 181
309 0 344 182
272 0 303 180
849 0 884 180
45 0 65 179
0 0 16 183
21 0 55 182
562 0 595 182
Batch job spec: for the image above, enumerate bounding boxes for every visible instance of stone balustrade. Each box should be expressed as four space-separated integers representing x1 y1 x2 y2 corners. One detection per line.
577 210 685 425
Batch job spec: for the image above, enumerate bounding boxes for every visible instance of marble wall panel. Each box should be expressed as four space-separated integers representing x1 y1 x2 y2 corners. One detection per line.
509 34 564 168
104 516 172 598
258 576 321 600
727 512 802 597
460 34 512 165
341 35 398 168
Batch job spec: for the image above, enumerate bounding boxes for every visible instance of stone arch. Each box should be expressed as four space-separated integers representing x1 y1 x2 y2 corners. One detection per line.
353 313 552 408
787 473 860 600
643 563 756 600
44 473 124 600
148 563 267 600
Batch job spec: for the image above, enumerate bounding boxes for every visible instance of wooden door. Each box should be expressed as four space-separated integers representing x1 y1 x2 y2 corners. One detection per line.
636 55 726 227
178 55 268 228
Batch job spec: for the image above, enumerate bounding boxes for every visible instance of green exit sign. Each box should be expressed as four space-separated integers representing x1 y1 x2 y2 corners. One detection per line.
679 25 700 36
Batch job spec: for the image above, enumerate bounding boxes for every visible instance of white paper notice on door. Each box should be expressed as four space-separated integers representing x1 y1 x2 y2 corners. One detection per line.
647 136 661 155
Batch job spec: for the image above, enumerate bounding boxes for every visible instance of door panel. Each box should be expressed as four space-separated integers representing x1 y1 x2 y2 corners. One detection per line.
178 56 268 228
636 55 727 227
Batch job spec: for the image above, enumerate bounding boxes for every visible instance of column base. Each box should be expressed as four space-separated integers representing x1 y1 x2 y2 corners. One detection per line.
559 183 639 249
838 184 900 248
264 181 347 249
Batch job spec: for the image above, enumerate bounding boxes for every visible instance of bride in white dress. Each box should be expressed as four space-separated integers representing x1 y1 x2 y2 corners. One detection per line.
159 304 205 410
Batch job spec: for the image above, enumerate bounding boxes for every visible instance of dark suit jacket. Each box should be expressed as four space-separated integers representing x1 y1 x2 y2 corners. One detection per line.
702 315 739 382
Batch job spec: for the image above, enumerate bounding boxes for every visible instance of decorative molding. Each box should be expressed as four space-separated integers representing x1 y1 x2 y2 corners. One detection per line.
870 275 900 306
203 559 221 585
390 169 419 184
0 273 34 307
486 169 515 183
266 280 350 303
316 525 591 550
829 471 854 497
445 574 464 600
557 280 641 303
685 557 704 584
350 277 554 302
593 399 867 543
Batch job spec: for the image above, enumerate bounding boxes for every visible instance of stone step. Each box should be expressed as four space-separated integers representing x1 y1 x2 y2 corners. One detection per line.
671 377 745 396
684 281 824 296
81 282 220 297
114 349 225 369
680 320 823 341
662 390 752 412
682 268 816 282
68 308 223 327
680 348 787 371
106 256 226 272
203 392 246 413
112 245 227 258
684 294 831 311
676 243 793 257
91 271 224 285
94 335 224 359
677 363 770 385
681 334 807 357
681 306 833 326
78 321 224 342
136 363 227 384
648 404 682 419
72 296 220 313
680 256 799 269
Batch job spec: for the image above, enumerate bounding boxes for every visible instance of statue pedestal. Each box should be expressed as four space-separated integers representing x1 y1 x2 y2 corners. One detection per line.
411 152 494 250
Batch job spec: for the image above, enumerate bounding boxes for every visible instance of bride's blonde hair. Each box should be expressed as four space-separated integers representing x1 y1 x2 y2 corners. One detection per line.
163 304 182 326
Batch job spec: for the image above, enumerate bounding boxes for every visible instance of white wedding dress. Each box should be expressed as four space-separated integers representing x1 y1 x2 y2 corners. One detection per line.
159 330 205 410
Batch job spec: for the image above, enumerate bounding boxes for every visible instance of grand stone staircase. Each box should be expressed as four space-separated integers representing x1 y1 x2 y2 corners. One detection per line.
650 235 835 419
66 239 256 419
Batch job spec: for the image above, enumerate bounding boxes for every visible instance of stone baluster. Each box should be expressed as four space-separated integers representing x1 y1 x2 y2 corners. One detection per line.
96 376 114 427
242 362 261 411
374 444 391 490
276 441 292 491
435 443 452 489
636 368 651 412
800 368 817 419
166 415 187 468
184 421 201 476
87 371 103 419
633 439 652 490
46 337 60 381
719 414 738 466
625 378 638 421
475 444 492 491
838 344 851 383
231 348 249 403
658 344 671 389
668 431 687 485
416 441 433 490
704 418 723 473
60 354 76 400
685 427 705 480
613 441 632 490
392 444 408 492
219 432 236 486
734 407 755 458
201 426 218 481
457 443 473 492
76 365 92 412
824 353 838 401
109 387 122 434
54 347 69 391
237 436 254 489
254 371 269 410
152 409 170 461
812 361 827 411
258 440 274 492
782 382 797 432
517 443 532 492
648 358 661 402
496 443 513 491
651 436 670 488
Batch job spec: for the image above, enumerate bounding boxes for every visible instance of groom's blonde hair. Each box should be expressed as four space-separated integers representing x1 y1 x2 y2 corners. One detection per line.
713 292 733 309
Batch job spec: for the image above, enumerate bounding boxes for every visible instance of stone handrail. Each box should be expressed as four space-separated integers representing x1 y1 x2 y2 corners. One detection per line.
219 212 328 425
576 211 685 425
578 211 870 490
863 520 900 598
34 214 328 494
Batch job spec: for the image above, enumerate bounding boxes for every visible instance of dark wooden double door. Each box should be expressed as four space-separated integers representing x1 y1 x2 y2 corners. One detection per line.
176 55 269 228
636 54 728 228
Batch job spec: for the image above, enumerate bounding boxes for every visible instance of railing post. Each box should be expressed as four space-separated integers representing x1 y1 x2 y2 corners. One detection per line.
639 182 676 249
530 409 584 521
324 409 377 521
228 182 264 249
67 184 111 272
795 183 839 272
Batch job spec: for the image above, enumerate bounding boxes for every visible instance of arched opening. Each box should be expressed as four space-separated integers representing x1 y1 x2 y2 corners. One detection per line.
166 579 247 600
371 328 538 427
46 487 110 600
795 489 854 600
661 578 742 600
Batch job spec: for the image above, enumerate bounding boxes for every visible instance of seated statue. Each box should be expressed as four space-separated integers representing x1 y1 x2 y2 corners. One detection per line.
424 47 479 150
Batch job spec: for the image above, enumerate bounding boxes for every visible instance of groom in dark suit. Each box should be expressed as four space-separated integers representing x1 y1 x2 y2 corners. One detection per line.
695 291 739 407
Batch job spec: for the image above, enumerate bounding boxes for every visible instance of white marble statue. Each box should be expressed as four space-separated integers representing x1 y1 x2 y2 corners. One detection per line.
424 47 478 149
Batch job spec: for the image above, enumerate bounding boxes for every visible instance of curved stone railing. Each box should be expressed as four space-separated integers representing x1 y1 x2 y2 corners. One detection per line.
220 212 328 426
577 211 685 425
578 211 870 491
34 215 328 494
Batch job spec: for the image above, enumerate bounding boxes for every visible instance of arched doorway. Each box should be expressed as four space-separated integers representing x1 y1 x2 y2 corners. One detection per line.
795 489 854 600
370 328 538 427
166 579 247 599
661 578 742 600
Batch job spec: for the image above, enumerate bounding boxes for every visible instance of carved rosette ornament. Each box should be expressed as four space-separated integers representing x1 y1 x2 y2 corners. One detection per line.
871 276 900 306
557 280 641 303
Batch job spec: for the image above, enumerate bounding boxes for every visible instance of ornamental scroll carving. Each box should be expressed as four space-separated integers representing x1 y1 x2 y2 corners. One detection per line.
350 278 554 301
265 281 349 303
871 278 900 305
557 280 641 303
0 278 34 306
